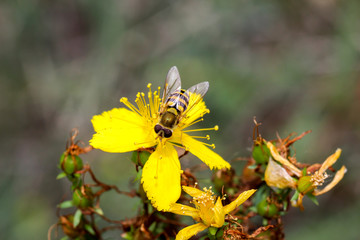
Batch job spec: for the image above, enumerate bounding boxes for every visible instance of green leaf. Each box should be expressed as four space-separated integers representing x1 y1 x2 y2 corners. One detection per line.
302 167 307 176
283 200 288 210
216 228 224 239
134 169 142 182
262 218 269 226
247 164 258 169
208 226 218 236
73 209 82 227
73 173 81 179
60 236 69 240
84 224 96 235
58 200 74 209
291 190 300 202
56 172 67 179
93 207 104 216
306 193 319 206
148 222 156 232
122 232 134 240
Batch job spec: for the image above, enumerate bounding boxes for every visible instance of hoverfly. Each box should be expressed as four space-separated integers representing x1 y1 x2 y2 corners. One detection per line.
154 66 209 138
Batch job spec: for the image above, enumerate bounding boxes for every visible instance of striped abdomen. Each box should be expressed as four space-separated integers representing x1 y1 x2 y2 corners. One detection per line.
166 89 190 113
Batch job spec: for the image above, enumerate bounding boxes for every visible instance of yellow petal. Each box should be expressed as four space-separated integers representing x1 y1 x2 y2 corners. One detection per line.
141 143 182 210
182 186 205 198
266 141 302 177
176 133 231 170
211 197 225 228
314 165 347 196
265 158 297 189
223 189 256 214
90 108 156 152
175 223 208 240
168 203 200 221
319 148 342 174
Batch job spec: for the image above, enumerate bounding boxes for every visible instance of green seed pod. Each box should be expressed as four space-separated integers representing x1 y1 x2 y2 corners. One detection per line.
72 186 94 209
297 176 315 194
257 200 278 218
252 144 270 164
60 153 83 175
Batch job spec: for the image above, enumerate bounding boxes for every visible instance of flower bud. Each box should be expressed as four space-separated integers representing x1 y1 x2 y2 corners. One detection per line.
257 200 278 218
72 186 94 209
60 153 83 175
297 176 315 194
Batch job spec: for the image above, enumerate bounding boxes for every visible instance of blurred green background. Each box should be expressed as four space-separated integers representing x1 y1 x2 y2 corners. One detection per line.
1 0 359 239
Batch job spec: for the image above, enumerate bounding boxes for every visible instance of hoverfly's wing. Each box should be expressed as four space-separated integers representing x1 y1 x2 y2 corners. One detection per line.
181 81 209 118
160 66 182 112
187 81 209 99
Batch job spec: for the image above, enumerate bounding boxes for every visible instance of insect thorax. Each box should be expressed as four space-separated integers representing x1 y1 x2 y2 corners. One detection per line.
160 110 178 128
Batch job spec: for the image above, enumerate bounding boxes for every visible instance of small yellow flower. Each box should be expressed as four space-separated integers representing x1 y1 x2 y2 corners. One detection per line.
168 186 256 240
90 83 230 210
265 141 347 210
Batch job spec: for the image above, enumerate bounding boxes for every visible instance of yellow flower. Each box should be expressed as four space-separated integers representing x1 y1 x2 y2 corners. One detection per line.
265 141 347 210
90 84 230 210
168 186 256 240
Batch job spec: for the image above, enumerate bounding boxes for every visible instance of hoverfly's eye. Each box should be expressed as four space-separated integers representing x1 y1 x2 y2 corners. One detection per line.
154 124 162 133
163 128 172 138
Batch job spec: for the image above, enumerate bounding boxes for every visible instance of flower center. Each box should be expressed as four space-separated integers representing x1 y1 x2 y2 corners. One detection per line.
311 171 329 187
191 186 216 210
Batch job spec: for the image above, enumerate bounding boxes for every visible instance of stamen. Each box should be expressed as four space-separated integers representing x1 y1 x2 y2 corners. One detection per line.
181 118 204 129
140 93 147 115
135 98 144 116
147 84 155 116
191 135 211 140
134 139 156 148
141 92 147 112
120 97 141 116
311 171 328 187
183 125 219 133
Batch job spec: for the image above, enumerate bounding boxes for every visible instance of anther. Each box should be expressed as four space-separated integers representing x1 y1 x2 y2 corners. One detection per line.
120 97 128 103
